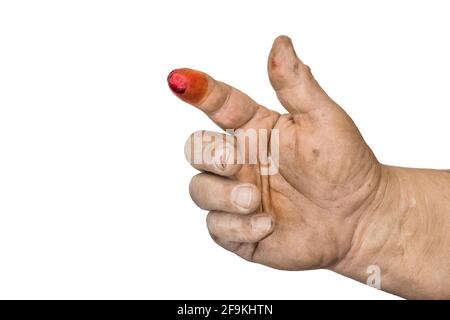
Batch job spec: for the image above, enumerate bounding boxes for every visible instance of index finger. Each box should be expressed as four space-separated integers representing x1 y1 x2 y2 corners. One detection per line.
167 68 272 130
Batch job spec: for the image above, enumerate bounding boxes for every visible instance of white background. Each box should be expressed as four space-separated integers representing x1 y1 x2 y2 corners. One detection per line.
0 0 449 299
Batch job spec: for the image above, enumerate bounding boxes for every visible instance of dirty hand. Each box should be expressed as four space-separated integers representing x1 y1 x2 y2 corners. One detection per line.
168 36 450 299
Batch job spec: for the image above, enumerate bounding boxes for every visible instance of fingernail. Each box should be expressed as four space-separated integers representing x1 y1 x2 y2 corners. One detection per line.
214 146 230 171
251 215 273 233
167 68 208 103
231 185 253 210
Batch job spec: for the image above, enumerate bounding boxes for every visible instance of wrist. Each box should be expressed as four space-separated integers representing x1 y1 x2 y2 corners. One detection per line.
330 165 398 289
331 165 450 299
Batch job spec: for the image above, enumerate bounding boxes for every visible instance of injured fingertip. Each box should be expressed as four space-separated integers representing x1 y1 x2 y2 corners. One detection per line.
167 68 209 104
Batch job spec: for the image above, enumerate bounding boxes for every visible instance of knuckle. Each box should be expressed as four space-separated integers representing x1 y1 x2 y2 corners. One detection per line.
302 64 314 80
188 173 203 200
206 211 219 234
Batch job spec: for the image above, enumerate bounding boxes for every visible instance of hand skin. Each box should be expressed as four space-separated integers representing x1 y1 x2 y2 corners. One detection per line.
168 36 450 299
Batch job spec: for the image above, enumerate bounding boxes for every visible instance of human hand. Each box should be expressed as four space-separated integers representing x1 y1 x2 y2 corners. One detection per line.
168 36 450 299
168 36 381 270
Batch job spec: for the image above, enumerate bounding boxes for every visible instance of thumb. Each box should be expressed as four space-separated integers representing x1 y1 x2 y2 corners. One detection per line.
268 35 335 115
